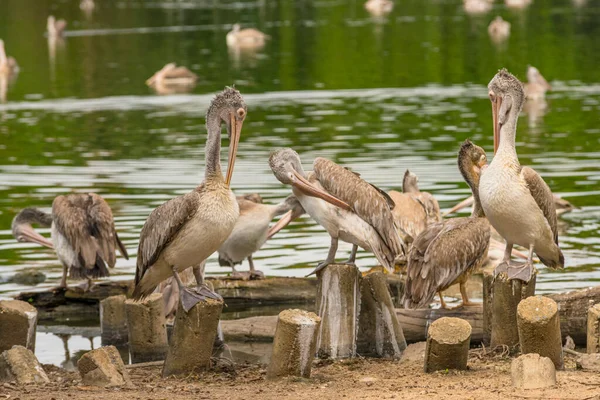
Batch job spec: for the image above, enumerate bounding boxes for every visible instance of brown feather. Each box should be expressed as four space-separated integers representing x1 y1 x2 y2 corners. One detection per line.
521 166 559 244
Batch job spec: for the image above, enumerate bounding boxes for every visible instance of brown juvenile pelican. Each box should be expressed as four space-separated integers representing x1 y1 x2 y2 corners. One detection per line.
269 148 405 275
488 16 511 42
218 193 304 279
226 24 269 49
403 140 490 309
0 39 19 76
524 65 552 100
132 88 246 311
479 69 564 282
12 193 129 288
47 16 67 39
145 63 198 95
364 0 394 17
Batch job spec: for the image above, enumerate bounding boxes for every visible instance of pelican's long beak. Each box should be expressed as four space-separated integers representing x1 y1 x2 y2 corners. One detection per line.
17 225 54 249
492 94 502 153
225 112 243 187
267 210 294 239
290 170 352 211
442 195 474 217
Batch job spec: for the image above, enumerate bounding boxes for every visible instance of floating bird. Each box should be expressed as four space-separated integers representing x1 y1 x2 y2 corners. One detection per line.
11 193 129 289
218 193 304 279
269 148 405 275
505 0 532 8
524 65 552 100
145 63 198 94
364 0 394 17
132 88 246 311
488 16 510 42
0 39 19 76
226 24 269 49
387 170 440 242
463 0 493 14
479 69 564 282
47 16 67 39
403 141 490 309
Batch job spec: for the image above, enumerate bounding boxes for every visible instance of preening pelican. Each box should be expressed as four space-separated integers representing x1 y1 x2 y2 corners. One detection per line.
403 141 490 309
226 24 269 49
132 87 246 311
218 193 304 279
269 148 405 275
525 65 552 100
479 69 564 282
12 193 129 288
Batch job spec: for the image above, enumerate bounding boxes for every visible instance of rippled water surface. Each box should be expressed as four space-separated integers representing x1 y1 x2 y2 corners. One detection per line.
1 0 600 304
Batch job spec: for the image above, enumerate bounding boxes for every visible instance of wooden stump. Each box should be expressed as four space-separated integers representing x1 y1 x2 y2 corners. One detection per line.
125 294 168 363
100 295 128 346
357 272 406 358
517 296 563 369
0 300 38 353
587 304 600 354
162 298 223 377
424 317 471 373
482 271 493 346
490 273 536 349
267 309 321 379
316 264 361 359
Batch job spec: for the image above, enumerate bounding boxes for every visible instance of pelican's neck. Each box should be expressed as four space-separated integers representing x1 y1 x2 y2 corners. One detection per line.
12 208 53 234
495 111 519 163
470 181 485 218
205 112 223 181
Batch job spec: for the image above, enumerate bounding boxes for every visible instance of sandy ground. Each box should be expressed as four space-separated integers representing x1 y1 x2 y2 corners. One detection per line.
3 346 600 400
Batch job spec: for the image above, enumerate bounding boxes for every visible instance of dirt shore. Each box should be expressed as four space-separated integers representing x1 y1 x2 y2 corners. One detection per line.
3 346 600 400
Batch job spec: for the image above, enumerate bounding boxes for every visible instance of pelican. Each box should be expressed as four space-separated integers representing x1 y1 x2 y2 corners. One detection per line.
524 65 552 100
226 24 269 49
132 87 246 311
0 39 19 76
218 193 304 279
505 0 532 8
269 148 405 275
479 69 564 282
463 0 493 14
403 140 490 309
11 193 129 288
146 63 198 94
364 0 394 17
47 16 67 39
443 192 574 217
80 0 95 12
488 16 510 42
387 170 440 242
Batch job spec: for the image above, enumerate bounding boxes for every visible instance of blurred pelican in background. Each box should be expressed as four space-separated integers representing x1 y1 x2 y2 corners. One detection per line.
364 0 394 17
488 16 510 43
146 63 198 95
525 65 552 100
47 16 67 39
463 0 493 14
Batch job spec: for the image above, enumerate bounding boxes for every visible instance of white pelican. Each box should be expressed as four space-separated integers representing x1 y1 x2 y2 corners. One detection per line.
403 140 490 309
268 148 405 275
524 65 552 100
12 193 129 288
132 88 246 311
479 69 564 282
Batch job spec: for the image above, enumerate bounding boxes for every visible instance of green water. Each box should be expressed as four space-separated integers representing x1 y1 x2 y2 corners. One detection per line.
1 0 599 302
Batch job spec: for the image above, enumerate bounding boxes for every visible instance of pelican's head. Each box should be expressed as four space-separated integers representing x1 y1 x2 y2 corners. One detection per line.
232 23 241 32
268 148 306 185
207 87 247 186
488 69 525 153
527 65 552 90
402 170 419 193
458 140 487 187
11 208 54 248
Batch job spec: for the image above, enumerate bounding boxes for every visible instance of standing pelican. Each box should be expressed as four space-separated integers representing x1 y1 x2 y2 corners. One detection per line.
11 193 129 288
218 193 304 279
525 65 552 100
47 16 67 39
226 24 269 49
132 88 246 311
403 141 490 309
269 148 405 275
479 69 564 282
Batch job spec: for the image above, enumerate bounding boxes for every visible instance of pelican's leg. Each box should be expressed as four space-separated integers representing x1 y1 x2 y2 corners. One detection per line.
342 244 358 265
173 265 221 313
306 237 339 277
192 261 223 301
85 278 94 292
507 244 535 283
493 242 513 277
58 265 68 289
459 282 476 307
248 256 265 280
438 291 448 309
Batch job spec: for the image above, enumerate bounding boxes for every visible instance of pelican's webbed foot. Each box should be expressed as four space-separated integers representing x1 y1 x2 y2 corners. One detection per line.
180 285 223 312
506 261 534 283
493 261 509 278
306 260 331 277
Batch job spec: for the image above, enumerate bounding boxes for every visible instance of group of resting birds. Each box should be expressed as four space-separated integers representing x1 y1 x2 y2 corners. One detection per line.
12 68 569 315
